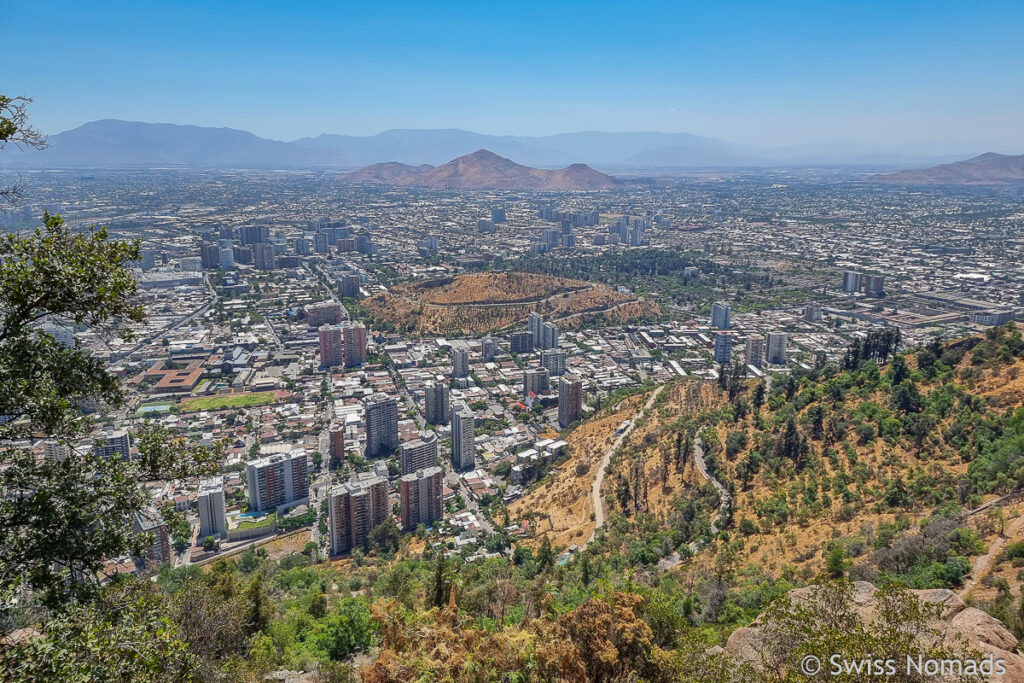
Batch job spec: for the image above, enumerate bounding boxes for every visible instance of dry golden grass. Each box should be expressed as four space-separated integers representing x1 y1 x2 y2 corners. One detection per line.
259 530 312 562
959 500 1024 603
411 272 587 305
509 394 648 549
601 381 725 518
366 272 659 336
604 352 1024 580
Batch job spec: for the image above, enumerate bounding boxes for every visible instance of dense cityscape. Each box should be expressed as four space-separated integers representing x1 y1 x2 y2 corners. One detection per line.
5 2 1024 678
5 168 1022 575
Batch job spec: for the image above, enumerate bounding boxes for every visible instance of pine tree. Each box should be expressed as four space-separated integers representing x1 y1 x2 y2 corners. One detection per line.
431 556 448 608
537 536 555 572
246 573 270 633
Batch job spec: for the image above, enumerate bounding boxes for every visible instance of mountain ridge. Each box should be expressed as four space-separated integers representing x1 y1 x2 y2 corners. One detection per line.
1 118 1000 170
869 152 1024 185
339 149 616 190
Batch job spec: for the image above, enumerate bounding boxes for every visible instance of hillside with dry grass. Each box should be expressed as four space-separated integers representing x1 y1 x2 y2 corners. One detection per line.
501 328 1022 588
365 271 660 335
508 392 648 549
584 327 1024 594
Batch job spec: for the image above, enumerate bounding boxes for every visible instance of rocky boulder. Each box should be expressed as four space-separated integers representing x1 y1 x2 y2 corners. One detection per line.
724 581 1024 682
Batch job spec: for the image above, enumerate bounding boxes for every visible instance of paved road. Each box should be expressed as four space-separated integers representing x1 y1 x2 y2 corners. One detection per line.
585 384 665 546
309 472 329 550
445 469 494 535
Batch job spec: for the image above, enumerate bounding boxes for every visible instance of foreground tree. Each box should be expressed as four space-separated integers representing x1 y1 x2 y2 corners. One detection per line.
757 579 987 682
0 211 224 673
0 213 221 616
0 94 47 204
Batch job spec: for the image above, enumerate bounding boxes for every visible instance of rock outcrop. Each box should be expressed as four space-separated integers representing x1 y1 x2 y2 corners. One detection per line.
725 581 1024 682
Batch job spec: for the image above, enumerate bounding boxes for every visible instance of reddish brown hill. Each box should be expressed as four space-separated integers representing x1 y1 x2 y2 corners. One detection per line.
339 161 433 183
870 152 1024 185
342 149 615 190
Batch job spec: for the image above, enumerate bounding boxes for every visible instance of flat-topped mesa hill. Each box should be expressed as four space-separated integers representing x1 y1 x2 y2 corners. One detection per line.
340 148 616 190
870 152 1024 185
364 271 659 335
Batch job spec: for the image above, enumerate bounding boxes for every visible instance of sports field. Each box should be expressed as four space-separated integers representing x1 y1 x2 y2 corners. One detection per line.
178 391 276 412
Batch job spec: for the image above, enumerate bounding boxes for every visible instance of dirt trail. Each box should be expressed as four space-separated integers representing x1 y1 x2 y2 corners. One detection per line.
960 510 1024 598
658 436 732 570
585 384 665 546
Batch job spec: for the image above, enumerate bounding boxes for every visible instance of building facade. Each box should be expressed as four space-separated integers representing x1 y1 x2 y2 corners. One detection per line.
364 393 399 457
245 450 310 512
319 324 344 368
327 475 388 555
329 423 346 466
714 331 733 365
711 302 731 330
842 271 863 293
399 432 439 475
423 380 450 425
198 476 226 539
745 336 764 368
451 401 476 470
540 349 566 377
399 466 443 531
509 331 533 353
451 348 469 378
524 367 550 396
481 337 498 362
766 332 788 365
558 375 583 429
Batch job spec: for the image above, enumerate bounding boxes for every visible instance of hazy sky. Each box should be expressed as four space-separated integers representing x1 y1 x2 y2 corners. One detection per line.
4 0 1024 149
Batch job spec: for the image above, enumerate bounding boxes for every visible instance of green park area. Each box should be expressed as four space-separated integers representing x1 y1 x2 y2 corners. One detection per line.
235 513 277 530
178 391 276 412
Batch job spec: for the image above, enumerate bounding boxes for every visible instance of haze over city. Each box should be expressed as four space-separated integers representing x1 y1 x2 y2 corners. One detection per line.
4 2 1024 681
4 0 1024 154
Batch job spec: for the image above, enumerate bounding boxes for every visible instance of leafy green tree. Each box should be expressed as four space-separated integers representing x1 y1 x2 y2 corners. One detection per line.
159 501 193 552
537 535 555 572
887 354 911 385
826 546 850 578
311 598 375 661
430 555 449 608
752 381 766 409
0 94 48 204
758 579 983 682
891 379 923 413
0 213 220 614
0 580 195 681
245 573 270 633
309 590 328 619
369 518 401 555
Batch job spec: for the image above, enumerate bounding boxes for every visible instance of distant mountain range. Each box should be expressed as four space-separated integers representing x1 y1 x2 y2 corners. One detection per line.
0 119 1004 170
340 149 616 190
869 152 1024 185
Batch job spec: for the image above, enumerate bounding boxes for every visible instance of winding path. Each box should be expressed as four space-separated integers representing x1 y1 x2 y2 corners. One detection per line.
585 384 665 546
693 437 731 536
658 436 732 570
959 508 1024 598
579 382 733 566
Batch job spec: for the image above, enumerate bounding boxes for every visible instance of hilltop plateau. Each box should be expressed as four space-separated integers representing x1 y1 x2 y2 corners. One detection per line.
363 271 659 335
